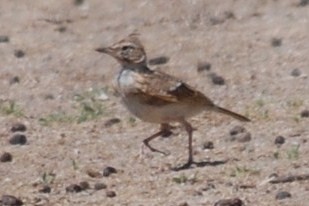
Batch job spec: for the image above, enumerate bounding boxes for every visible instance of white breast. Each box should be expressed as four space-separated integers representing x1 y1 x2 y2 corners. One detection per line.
117 69 139 94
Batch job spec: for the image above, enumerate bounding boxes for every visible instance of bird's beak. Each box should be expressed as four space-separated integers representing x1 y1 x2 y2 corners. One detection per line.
95 47 114 54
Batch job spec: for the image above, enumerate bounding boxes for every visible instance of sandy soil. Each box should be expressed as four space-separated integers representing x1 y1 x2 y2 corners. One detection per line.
0 0 308 205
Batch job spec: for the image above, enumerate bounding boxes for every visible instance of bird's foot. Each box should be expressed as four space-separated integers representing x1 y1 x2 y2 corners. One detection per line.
171 159 194 171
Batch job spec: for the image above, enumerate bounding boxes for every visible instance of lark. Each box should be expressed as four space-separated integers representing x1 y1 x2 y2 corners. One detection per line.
96 34 250 170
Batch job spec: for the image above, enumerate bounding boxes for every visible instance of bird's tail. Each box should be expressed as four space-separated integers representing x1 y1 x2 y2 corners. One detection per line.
214 106 250 122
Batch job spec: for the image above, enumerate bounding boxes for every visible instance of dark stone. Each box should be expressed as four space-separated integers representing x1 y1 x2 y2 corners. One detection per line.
11 123 27 132
271 38 282 47
269 173 278 178
9 76 20 85
0 35 9 43
178 202 189 206
104 118 121 127
1 195 23 206
274 136 285 145
209 73 225 85
214 198 243 206
106 190 116 198
94 182 107 190
38 185 51 193
65 184 82 193
202 141 214 150
43 94 55 100
79 181 90 190
14 50 25 58
197 62 211 72
74 0 84 6
9 134 27 145
300 110 309 118
103 166 117 177
55 26 67 33
0 152 13 162
209 17 225 25
229 126 246 136
298 0 309 6
275 191 292 200
224 11 235 19
229 126 251 142
290 68 301 77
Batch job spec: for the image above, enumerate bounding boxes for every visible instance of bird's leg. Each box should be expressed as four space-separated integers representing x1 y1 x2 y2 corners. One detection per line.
173 120 194 170
142 123 171 155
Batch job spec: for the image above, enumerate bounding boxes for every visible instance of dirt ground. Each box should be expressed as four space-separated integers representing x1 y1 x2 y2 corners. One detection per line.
0 0 308 205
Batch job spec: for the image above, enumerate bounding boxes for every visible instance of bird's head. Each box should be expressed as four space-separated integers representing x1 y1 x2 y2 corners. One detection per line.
96 33 147 67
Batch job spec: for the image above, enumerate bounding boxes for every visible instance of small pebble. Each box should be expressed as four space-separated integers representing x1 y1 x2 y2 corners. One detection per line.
1 195 23 206
55 26 67 33
300 110 309 118
106 190 116 198
103 166 117 177
94 182 107 190
214 198 243 206
0 35 9 43
178 202 189 206
97 91 109 101
233 132 251 142
230 126 246 136
9 76 20 85
44 94 55 100
74 0 84 6
86 169 102 178
14 50 25 58
104 118 121 127
275 191 292 200
224 11 235 19
298 0 309 6
79 181 90 190
274 136 285 145
9 134 27 145
148 56 169 65
38 185 51 193
271 38 282 47
209 73 225 85
229 126 251 142
65 184 82 193
0 152 13 162
202 141 214 150
209 17 225 25
197 62 211 72
11 123 27 132
269 173 278 178
290 68 301 77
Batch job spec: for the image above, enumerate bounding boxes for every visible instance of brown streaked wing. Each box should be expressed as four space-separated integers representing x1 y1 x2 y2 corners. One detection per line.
132 70 210 105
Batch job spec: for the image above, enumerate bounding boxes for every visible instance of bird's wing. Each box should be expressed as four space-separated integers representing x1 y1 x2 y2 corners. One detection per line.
132 70 211 106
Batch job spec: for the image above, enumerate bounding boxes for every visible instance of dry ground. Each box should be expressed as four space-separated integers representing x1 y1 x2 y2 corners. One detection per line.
0 0 308 205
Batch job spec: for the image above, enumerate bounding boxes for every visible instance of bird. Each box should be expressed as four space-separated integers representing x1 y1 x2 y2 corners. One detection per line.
95 33 250 170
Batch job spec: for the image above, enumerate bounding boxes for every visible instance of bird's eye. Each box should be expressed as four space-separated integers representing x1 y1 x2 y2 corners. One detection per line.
122 46 132 51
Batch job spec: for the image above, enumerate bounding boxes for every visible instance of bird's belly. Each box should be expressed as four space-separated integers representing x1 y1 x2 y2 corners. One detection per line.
122 96 204 123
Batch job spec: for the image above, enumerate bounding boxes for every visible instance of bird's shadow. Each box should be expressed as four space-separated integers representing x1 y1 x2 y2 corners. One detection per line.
171 159 228 172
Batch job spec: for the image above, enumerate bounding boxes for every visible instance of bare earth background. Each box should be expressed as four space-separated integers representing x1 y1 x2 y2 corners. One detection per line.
0 0 308 205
